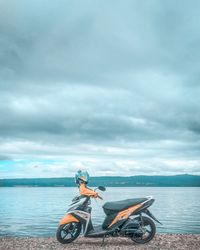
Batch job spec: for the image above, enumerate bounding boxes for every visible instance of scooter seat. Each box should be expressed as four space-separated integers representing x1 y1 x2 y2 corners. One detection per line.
103 198 147 215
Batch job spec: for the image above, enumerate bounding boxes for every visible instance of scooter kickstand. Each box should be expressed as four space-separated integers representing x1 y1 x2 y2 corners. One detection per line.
101 234 106 247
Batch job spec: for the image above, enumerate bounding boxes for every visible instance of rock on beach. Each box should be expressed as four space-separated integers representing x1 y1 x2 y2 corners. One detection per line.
0 234 200 250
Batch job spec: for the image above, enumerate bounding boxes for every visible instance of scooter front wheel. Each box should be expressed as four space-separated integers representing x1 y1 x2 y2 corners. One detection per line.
56 222 81 244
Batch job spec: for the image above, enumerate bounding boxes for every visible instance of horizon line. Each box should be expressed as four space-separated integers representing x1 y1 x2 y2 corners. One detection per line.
0 173 199 180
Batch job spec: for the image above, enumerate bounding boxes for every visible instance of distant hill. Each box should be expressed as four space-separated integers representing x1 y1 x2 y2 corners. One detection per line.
0 174 200 187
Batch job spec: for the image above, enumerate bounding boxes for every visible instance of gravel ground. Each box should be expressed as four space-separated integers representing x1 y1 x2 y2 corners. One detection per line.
0 234 200 250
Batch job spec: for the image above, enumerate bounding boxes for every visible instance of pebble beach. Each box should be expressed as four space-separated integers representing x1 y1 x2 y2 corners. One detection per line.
0 234 200 250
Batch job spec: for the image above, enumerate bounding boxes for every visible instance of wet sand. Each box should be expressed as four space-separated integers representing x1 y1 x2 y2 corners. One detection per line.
0 234 200 250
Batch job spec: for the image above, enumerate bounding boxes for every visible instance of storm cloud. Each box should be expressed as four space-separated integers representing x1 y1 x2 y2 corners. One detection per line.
0 0 200 178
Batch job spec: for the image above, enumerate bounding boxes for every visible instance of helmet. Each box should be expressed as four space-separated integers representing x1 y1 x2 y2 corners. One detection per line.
75 170 89 185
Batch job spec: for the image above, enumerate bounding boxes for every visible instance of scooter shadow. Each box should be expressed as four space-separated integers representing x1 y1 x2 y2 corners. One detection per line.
71 237 140 247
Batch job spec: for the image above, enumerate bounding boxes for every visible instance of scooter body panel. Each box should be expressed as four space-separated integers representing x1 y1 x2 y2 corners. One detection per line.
59 214 79 225
108 203 142 228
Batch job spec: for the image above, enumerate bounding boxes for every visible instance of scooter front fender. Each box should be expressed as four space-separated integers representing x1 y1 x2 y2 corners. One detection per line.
59 213 79 225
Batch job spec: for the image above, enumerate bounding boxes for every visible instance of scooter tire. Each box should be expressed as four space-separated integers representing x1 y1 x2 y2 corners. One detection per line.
131 216 156 244
56 222 81 244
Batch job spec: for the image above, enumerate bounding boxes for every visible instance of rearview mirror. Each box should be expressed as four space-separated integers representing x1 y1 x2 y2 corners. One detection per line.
98 186 106 191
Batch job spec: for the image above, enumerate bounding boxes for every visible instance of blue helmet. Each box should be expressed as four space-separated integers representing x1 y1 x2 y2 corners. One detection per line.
75 170 89 185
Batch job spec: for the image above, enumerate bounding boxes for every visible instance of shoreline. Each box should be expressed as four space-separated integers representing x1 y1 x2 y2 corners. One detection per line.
1 234 200 250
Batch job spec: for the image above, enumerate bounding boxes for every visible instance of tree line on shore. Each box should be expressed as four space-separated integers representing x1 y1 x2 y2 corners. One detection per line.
0 174 199 187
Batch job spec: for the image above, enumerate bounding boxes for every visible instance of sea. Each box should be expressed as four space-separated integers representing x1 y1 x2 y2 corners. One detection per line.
0 187 199 236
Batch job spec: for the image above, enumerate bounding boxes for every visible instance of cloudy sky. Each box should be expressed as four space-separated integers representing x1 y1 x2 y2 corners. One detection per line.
0 0 200 178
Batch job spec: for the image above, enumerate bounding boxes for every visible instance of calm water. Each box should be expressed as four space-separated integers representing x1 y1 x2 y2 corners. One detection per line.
0 187 200 236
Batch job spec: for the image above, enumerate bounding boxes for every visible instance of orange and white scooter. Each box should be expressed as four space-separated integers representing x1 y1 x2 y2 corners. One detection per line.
56 171 161 245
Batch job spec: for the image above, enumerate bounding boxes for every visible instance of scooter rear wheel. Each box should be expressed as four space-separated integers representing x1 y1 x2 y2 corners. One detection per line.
56 222 81 244
130 216 156 244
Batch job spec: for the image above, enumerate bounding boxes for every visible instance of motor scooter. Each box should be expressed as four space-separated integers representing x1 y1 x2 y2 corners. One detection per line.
56 184 161 245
